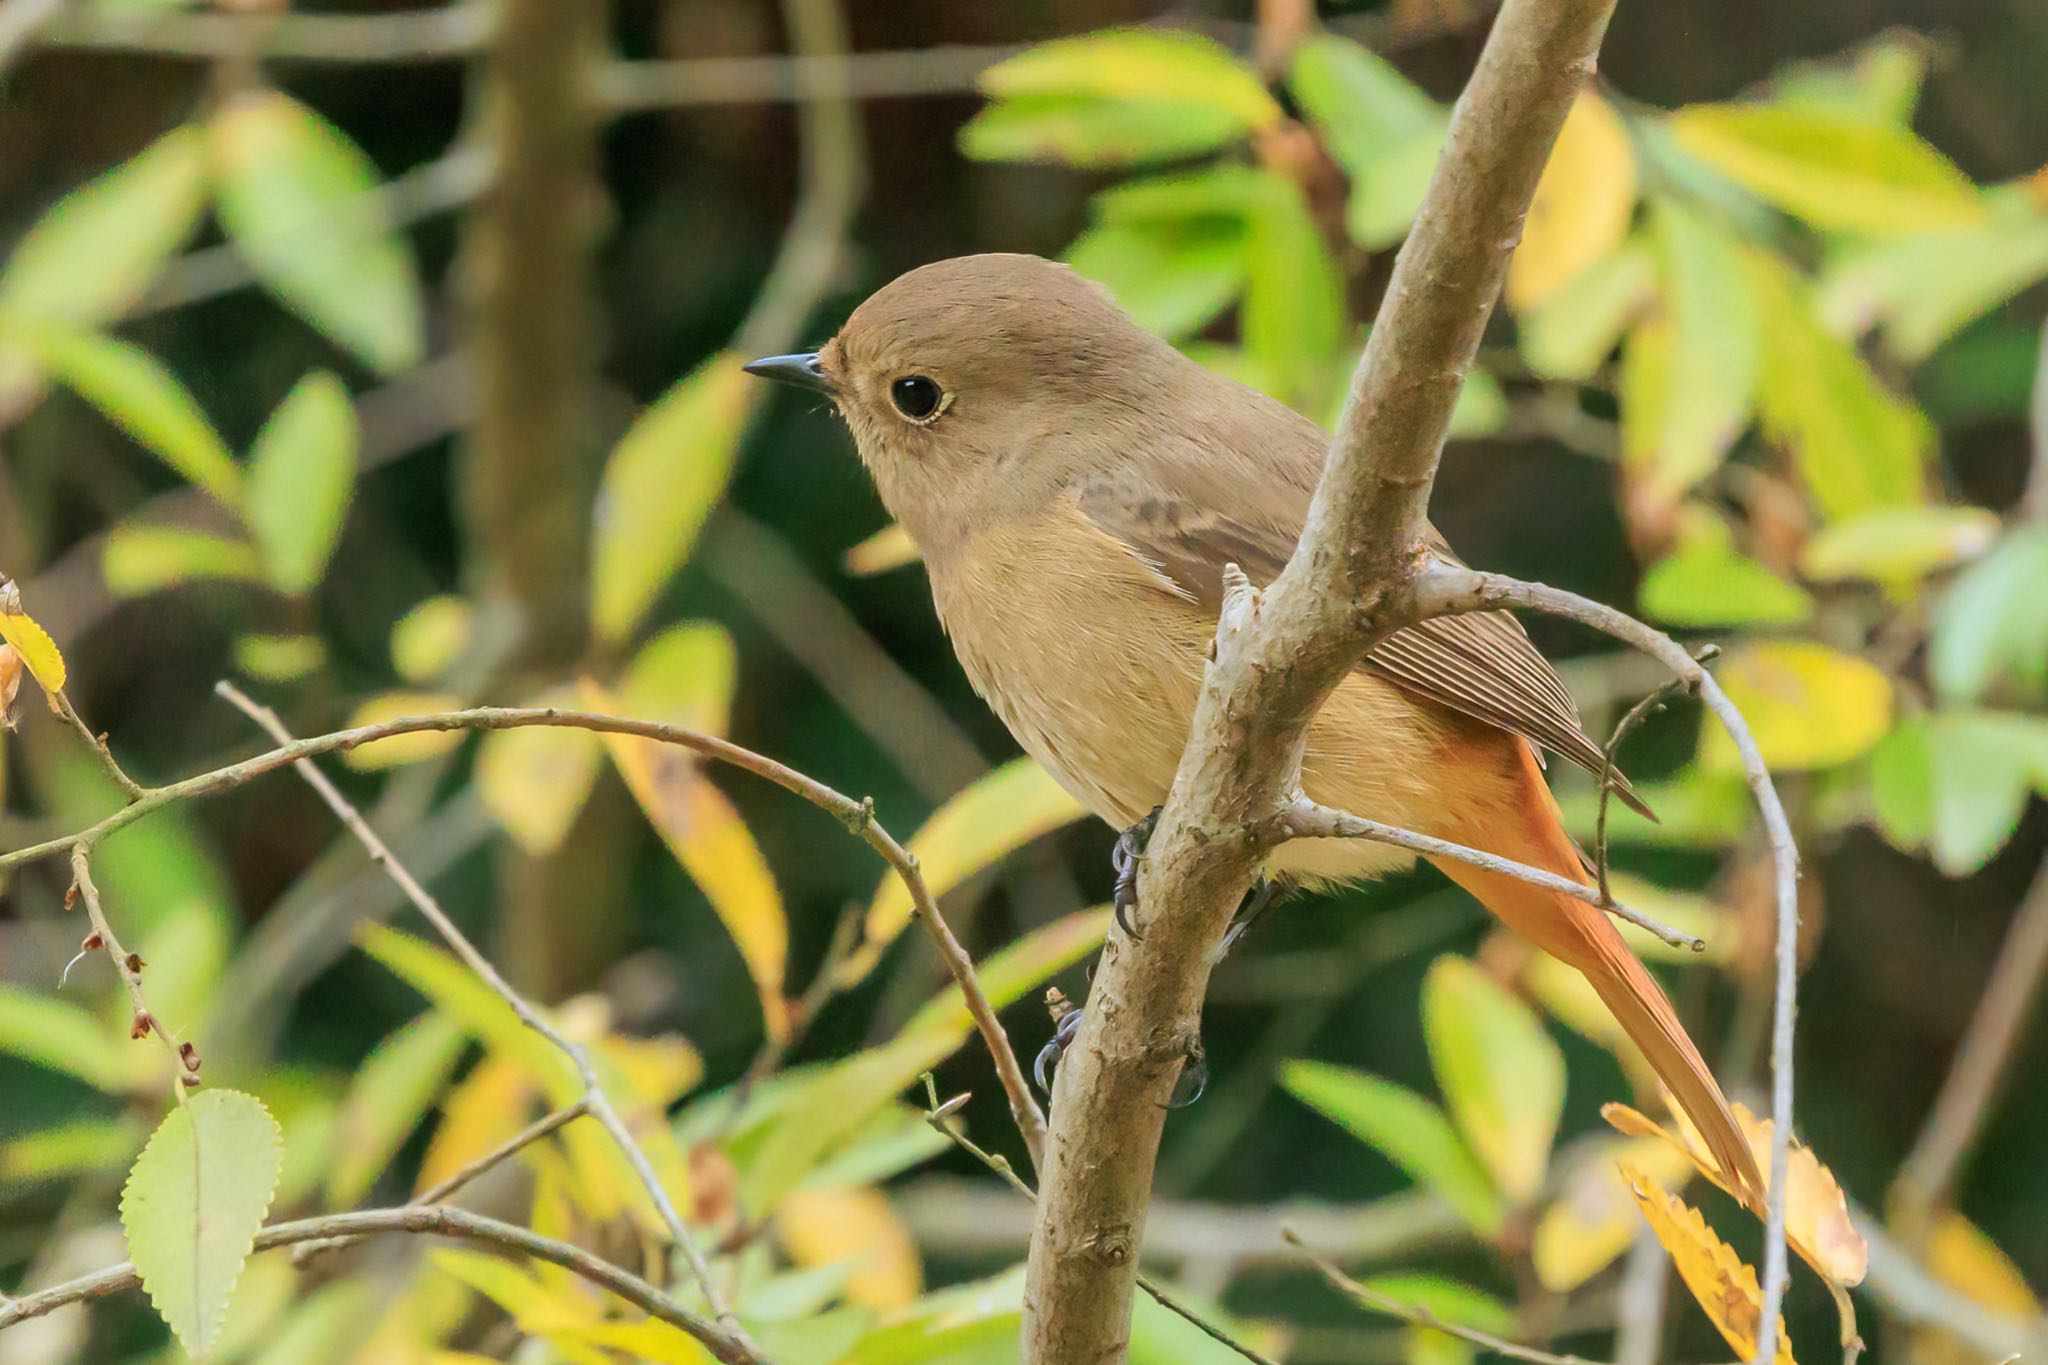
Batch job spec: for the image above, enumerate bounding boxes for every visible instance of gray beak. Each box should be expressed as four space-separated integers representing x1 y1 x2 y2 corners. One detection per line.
742 352 833 395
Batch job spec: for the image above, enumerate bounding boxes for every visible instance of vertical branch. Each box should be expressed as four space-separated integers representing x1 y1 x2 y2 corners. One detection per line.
460 0 606 652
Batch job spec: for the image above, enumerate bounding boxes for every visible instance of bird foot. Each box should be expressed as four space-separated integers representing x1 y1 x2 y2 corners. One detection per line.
1032 1008 1207 1109
1111 805 1162 939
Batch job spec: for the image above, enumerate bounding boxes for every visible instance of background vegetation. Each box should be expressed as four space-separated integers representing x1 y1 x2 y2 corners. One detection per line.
1 0 2045 1361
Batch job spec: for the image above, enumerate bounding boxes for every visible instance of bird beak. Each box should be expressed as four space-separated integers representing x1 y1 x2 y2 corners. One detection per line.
742 352 834 395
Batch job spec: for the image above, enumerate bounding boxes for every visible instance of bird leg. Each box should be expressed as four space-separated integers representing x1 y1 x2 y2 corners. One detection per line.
1111 805 1161 939
1035 872 1272 1104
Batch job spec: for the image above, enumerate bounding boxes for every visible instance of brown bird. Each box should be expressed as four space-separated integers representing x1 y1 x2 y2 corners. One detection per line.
745 252 1764 1206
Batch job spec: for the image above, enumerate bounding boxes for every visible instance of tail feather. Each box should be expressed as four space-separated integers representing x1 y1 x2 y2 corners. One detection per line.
1429 742 1765 1209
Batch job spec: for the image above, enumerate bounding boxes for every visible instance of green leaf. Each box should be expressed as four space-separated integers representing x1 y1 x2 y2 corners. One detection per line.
1281 1059 1505 1233
1067 217 1247 340
1931 527 2048 706
1800 506 2000 584
121 1090 285 1359
1353 1275 1517 1335
103 526 262 598
357 925 574 1099
34 331 242 506
1775 31 1930 126
0 1119 142 1185
1669 103 1983 235
1623 201 1757 508
245 370 357 594
327 1010 468 1207
1288 35 1445 248
1922 711 2048 876
1700 640 1895 773
389 595 475 683
846 757 1087 985
0 987 128 1091
1822 215 2048 364
1868 715 1935 853
1241 176 1346 391
233 633 327 682
590 353 757 645
1640 524 1812 628
1747 250 1930 520
979 29 1279 130
0 126 207 405
1421 957 1565 1204
1518 238 1655 381
211 90 425 374
960 94 1248 167
1447 371 1506 439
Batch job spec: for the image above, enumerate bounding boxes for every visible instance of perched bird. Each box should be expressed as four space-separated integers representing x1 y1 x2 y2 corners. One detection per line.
745 252 1764 1205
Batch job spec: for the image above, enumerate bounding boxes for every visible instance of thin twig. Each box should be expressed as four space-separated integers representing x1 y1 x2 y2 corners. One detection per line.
916 1078 1279 1365
1414 565 1802 1365
67 846 190 1097
50 691 143 803
1272 798 1705 951
213 683 760 1361
1288 1229 1612 1365
0 1204 755 1362
0 694 1049 1176
1893 852 2048 1238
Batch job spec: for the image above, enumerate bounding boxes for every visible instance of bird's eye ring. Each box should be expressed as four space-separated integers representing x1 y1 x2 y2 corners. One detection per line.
889 375 946 422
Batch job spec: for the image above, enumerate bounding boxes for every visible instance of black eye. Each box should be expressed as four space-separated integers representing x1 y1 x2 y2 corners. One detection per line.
890 376 943 420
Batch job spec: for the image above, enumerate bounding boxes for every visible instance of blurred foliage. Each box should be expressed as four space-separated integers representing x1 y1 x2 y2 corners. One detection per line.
1 1 2046 1363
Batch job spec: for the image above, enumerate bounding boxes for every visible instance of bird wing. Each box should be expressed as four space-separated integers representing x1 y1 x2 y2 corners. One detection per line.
1067 467 1652 817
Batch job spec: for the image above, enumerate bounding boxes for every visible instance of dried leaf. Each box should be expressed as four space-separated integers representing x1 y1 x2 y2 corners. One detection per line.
1622 1161 1797 1364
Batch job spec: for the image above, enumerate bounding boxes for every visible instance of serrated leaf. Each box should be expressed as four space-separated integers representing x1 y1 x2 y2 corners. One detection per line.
1747 250 1930 520
0 126 207 407
1622 1162 1797 1365
476 691 602 857
102 525 261 597
590 354 756 645
1281 1059 1504 1233
841 757 1086 987
121 1089 285 1359
1421 957 1564 1204
1532 1136 1697 1292
1670 102 1981 235
0 595 68 692
775 1186 923 1311
1930 526 2048 705
246 370 357 594
33 330 242 506
327 1010 468 1207
1507 92 1638 310
843 523 920 577
1622 201 1757 511
211 90 425 373
338 690 468 770
1700 641 1894 773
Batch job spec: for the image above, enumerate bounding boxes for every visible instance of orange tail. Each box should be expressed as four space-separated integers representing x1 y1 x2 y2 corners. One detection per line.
1430 742 1764 1208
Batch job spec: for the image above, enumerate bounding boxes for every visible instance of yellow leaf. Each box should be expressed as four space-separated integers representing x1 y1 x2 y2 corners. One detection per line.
776 1185 924 1311
390 595 474 683
841 758 1087 987
555 1320 714 1365
415 1055 534 1195
1623 1163 1797 1364
340 691 467 770
0 585 68 693
476 689 603 856
1911 1210 2041 1365
1700 641 1894 773
843 522 921 577
980 29 1281 131
1508 92 1637 310
583 669 790 1041
1533 1137 1696 1292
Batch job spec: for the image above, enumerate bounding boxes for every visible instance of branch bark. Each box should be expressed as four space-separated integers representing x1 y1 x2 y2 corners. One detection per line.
1019 3 1617 1359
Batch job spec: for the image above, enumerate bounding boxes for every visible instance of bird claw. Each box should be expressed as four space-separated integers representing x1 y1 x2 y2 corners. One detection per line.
1033 1007 1085 1096
1163 1041 1208 1110
1112 806 1162 939
1219 875 1276 958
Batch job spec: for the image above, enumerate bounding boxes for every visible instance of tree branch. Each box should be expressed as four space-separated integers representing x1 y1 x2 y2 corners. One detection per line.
0 1204 756 1363
68 846 192 1093
1019 3 1617 1359
32 2 488 62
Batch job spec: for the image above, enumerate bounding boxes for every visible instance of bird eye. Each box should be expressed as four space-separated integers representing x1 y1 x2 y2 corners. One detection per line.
890 375 944 421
